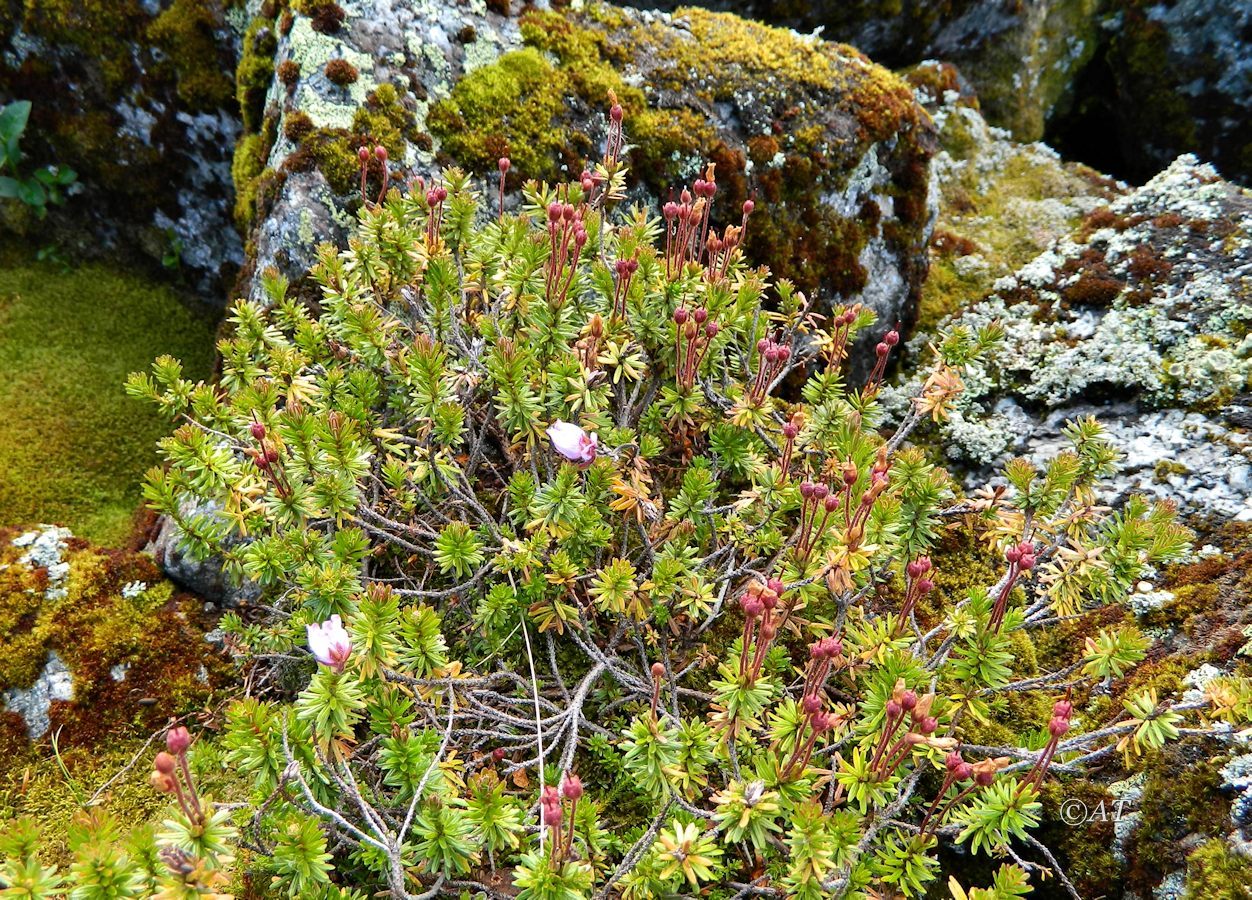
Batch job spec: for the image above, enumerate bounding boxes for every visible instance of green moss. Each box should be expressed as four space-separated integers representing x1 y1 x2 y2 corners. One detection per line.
17 0 148 89
236 13 278 134
0 245 216 545
1126 738 1233 894
428 47 573 180
231 131 269 231
351 83 416 162
1183 839 1252 900
146 0 235 110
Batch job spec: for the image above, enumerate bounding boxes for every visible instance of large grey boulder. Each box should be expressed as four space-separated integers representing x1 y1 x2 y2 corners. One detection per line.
234 0 937 336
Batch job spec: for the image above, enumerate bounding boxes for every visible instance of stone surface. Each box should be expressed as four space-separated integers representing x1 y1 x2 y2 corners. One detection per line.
0 0 245 296
2 651 72 740
617 0 1106 144
235 0 936 338
892 144 1252 519
152 498 261 608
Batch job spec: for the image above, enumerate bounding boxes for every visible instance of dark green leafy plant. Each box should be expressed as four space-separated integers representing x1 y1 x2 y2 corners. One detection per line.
0 101 77 218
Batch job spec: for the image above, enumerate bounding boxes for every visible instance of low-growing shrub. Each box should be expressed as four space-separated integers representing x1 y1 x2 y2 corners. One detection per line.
8 104 1246 899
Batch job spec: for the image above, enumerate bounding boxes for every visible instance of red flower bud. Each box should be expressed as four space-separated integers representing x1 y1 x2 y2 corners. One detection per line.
651 662 666 680
742 199 755 216
498 157 511 173
250 421 266 441
154 751 177 775
802 694 822 715
800 481 815 499
492 747 506 762
876 341 890 357
900 690 918 711
1053 700 1073 719
884 329 900 346
705 322 719 338
561 774 583 800
374 145 388 161
692 307 708 325
166 726 191 755
673 308 688 325
357 146 370 163
609 104 623 122
813 483 829 501
782 423 799 438
1049 716 1070 738
956 762 974 780
920 716 938 735
945 751 964 771
767 578 785 596
886 700 902 718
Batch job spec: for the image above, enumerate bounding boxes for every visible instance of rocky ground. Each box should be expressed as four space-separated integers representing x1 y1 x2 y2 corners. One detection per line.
1 0 1251 897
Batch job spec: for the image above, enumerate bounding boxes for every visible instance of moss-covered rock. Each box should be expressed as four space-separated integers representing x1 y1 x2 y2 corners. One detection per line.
0 0 246 295
243 0 936 339
0 525 230 757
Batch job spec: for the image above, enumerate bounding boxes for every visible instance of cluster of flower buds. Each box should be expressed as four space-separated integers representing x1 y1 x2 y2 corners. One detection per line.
541 774 585 862
247 417 291 498
844 448 892 551
778 411 802 481
737 578 786 685
151 726 204 827
611 255 639 321
575 314 605 371
497 156 510 221
357 143 389 207
604 96 625 167
748 334 793 405
546 200 588 308
673 306 719 391
782 635 847 779
869 681 944 781
919 748 991 835
307 614 353 673
896 556 936 635
825 304 863 368
796 479 842 563
1021 697 1073 792
662 165 717 278
989 539 1038 632
424 180 450 246
702 199 751 282
864 326 901 396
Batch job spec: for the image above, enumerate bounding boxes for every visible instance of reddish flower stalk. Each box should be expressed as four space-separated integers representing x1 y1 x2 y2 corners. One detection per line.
869 684 938 780
864 326 900 396
919 750 975 835
541 785 563 860
497 156 510 222
151 726 204 827
782 707 838 780
738 578 786 685
425 182 449 246
674 307 719 390
749 335 792 404
795 480 842 563
826 305 861 368
561 774 583 859
989 539 1037 632
605 99 625 166
611 255 639 321
896 556 935 634
649 661 666 723
844 449 892 548
778 413 801 481
781 637 845 779
663 188 704 278
1019 697 1072 794
545 201 588 307
357 145 390 207
249 421 292 499
692 165 717 263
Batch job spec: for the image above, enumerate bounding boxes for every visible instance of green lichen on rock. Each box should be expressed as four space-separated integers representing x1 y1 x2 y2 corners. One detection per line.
0 244 216 545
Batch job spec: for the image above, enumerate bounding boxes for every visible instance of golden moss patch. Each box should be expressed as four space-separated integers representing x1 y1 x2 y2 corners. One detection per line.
0 245 216 545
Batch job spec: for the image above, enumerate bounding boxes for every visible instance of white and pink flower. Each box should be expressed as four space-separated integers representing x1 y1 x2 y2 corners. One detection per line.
546 420 598 464
307 614 352 672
